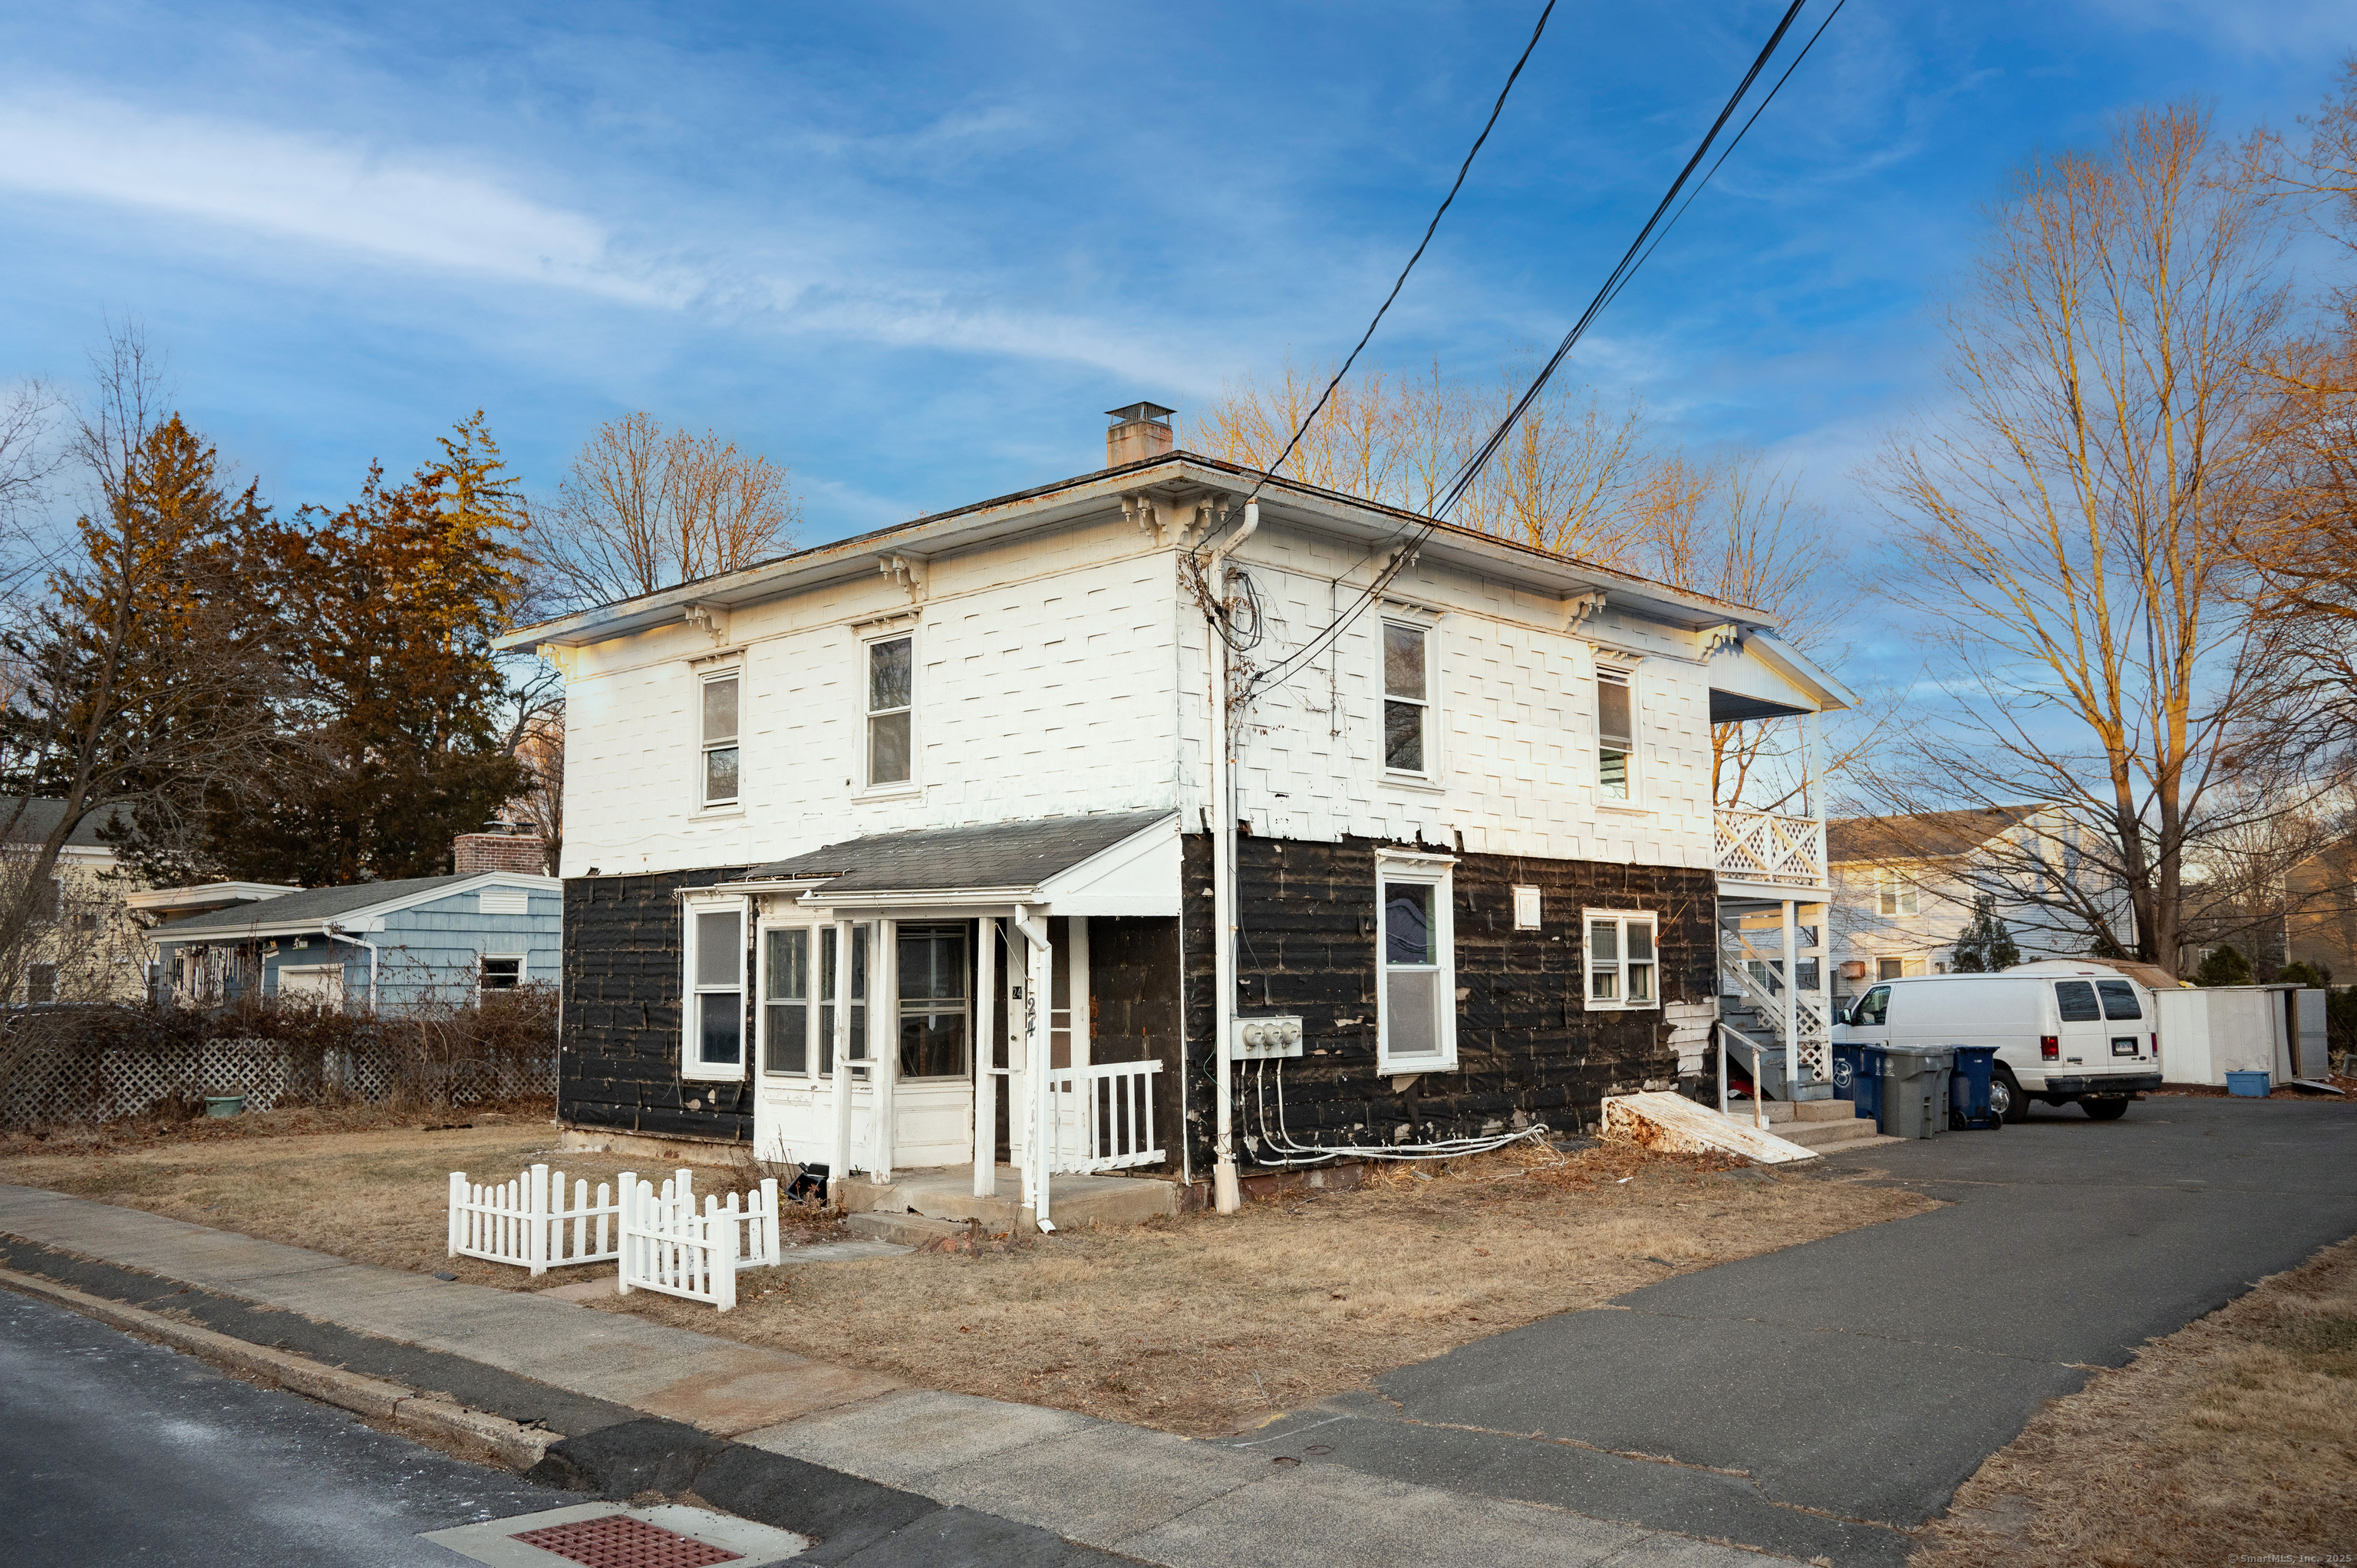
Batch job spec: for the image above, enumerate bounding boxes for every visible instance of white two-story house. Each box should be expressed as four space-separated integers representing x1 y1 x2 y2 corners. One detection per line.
498 404 1849 1222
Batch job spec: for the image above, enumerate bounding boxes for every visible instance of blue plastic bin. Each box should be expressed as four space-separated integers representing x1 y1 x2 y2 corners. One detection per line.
1831 1041 1883 1127
2226 1070 2270 1098
1948 1046 2001 1131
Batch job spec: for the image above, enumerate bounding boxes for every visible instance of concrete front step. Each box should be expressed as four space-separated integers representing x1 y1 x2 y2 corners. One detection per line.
1723 1096 1865 1124
837 1164 1178 1236
846 1212 974 1248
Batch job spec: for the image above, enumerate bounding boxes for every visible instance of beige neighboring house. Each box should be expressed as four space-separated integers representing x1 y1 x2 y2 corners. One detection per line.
1826 803 2115 999
2 797 151 1005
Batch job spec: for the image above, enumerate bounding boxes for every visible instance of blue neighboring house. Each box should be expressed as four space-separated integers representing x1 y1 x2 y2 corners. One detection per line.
139 871 562 1011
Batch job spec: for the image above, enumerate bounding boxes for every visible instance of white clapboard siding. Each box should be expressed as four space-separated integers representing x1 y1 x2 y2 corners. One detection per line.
615 1168 780 1312
447 1164 620 1276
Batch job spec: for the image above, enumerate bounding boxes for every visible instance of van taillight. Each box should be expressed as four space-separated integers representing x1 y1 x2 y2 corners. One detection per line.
2040 1035 2059 1060
2151 1032 2160 1060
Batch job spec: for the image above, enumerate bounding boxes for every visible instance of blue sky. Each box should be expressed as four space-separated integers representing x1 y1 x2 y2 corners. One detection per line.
0 0 2346 565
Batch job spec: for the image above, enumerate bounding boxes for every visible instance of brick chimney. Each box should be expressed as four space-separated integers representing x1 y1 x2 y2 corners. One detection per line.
1106 401 1175 468
454 827 549 876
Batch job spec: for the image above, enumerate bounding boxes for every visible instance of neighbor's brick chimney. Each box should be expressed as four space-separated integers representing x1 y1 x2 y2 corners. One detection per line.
454 829 549 876
1106 401 1175 468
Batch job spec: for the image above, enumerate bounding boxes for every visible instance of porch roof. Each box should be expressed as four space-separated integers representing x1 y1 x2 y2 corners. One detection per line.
733 811 1177 904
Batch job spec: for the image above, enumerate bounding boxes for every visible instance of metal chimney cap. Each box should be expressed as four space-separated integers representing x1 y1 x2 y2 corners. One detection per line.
1106 402 1175 427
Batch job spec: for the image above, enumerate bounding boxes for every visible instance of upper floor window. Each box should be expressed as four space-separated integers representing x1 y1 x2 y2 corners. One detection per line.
1875 868 1920 917
1585 909 1658 1010
1597 668 1633 801
1383 621 1430 776
701 672 740 806
867 635 914 788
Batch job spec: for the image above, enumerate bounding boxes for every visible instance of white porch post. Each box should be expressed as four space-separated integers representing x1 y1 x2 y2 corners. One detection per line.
829 920 853 1197
1015 905 1053 1228
974 917 997 1198
1781 898 1801 1091
874 917 897 1182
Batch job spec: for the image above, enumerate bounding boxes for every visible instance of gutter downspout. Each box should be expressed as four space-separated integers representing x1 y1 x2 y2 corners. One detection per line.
1012 904 1053 1229
1204 500 1259 1217
324 924 379 1010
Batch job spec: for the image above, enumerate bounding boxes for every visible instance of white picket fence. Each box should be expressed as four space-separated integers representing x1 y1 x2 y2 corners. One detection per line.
447 1164 621 1276
616 1168 781 1313
1043 1059 1165 1174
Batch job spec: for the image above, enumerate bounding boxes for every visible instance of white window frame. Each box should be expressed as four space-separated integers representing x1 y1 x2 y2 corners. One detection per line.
698 667 743 810
478 953 526 992
1512 885 1543 931
1875 868 1920 917
1583 908 1660 1013
1376 851 1458 1072
757 919 816 1078
1594 660 1640 805
861 628 918 796
1379 618 1438 782
681 894 750 1082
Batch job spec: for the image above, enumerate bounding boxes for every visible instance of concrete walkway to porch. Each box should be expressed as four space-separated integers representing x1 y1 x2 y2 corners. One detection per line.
0 1181 1795 1568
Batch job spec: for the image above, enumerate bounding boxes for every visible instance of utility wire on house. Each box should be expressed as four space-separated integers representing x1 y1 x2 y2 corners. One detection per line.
1232 0 1826 706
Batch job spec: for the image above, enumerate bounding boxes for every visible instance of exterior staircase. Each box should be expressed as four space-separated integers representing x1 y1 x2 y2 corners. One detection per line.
1717 1095 1888 1154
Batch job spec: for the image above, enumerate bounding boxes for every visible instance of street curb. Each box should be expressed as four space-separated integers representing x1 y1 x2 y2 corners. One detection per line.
0 1265 557 1471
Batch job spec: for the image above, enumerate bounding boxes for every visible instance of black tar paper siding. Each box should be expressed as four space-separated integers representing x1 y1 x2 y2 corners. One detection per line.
1179 832 1710 1171
561 871 751 1143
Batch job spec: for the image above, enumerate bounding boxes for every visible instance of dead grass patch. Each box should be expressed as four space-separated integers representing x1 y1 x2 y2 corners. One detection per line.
0 1107 836 1292
1914 1234 2357 1568
593 1141 1940 1437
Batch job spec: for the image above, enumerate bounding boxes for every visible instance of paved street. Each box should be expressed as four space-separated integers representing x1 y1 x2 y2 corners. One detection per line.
0 1288 562 1567
1227 1095 2357 1566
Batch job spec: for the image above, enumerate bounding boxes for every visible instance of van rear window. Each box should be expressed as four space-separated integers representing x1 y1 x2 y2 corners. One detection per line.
2055 981 2102 1022
2095 979 2142 1020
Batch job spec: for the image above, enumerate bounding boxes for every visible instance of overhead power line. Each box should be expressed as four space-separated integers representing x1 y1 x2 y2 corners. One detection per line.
1244 1 1560 507
1238 0 1824 705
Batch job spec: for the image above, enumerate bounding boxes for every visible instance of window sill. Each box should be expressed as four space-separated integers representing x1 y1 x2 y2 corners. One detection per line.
1381 772 1445 796
697 803 747 819
680 1061 747 1083
1594 802 1654 817
1582 1001 1662 1014
856 782 922 802
1376 1056 1459 1075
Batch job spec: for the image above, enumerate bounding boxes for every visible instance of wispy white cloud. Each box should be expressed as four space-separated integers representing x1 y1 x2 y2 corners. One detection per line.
0 92 689 304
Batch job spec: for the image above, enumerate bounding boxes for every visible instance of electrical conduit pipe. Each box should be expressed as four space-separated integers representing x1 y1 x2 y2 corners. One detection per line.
1205 499 1259 1216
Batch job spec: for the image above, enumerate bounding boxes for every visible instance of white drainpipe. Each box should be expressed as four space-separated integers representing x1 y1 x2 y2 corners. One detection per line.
1204 500 1259 1216
324 924 379 1010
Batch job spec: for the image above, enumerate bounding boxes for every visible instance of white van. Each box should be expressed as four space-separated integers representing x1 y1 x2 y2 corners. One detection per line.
1834 967 2163 1122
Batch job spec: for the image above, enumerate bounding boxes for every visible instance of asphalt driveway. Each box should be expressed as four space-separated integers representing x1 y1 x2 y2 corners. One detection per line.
1221 1094 2357 1567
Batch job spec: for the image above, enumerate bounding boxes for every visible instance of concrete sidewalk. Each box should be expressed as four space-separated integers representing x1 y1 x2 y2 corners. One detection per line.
0 1182 1793 1568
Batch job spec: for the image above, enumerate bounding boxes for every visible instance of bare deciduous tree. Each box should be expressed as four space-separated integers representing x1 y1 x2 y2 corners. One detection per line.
537 412 800 608
1869 104 2318 973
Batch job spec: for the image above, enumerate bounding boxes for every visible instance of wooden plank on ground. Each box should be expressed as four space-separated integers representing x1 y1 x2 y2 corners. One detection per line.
1600 1090 1818 1165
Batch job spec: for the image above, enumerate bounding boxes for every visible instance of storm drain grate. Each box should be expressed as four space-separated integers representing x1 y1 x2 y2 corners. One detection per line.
510 1514 743 1567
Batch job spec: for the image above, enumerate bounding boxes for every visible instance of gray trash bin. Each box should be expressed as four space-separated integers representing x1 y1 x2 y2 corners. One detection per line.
1877 1045 1955 1140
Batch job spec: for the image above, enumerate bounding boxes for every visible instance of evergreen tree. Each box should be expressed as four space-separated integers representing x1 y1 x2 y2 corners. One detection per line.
1950 893 2022 972
2191 944 2253 987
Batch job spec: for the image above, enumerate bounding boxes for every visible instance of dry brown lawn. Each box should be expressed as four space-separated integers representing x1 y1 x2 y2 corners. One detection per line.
1914 1234 2357 1568
592 1141 1940 1435
0 1112 1940 1438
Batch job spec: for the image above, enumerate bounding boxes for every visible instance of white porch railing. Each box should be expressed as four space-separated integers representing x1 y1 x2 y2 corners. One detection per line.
1043 1059 1164 1174
616 1168 781 1313
447 1164 620 1276
1715 809 1826 888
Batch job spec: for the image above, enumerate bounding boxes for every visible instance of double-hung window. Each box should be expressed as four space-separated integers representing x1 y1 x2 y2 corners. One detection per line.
1382 621 1431 776
1596 667 1634 801
682 898 747 1080
866 635 914 788
1376 854 1456 1072
1584 909 1658 1010
479 955 522 992
763 928 810 1075
1875 869 1920 917
701 672 740 806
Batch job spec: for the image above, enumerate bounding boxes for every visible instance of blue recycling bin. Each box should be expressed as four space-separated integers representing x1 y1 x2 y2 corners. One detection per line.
1948 1045 2001 1131
1831 1041 1883 1126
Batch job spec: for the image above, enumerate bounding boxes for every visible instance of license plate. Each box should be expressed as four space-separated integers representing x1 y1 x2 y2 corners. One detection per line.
2111 1036 2138 1057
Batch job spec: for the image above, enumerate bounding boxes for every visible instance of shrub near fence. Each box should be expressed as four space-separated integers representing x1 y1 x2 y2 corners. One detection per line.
0 989 559 1131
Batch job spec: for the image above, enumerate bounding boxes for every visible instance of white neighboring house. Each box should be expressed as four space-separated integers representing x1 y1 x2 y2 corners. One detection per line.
2 797 149 1005
1825 804 2118 998
498 403 1855 1219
